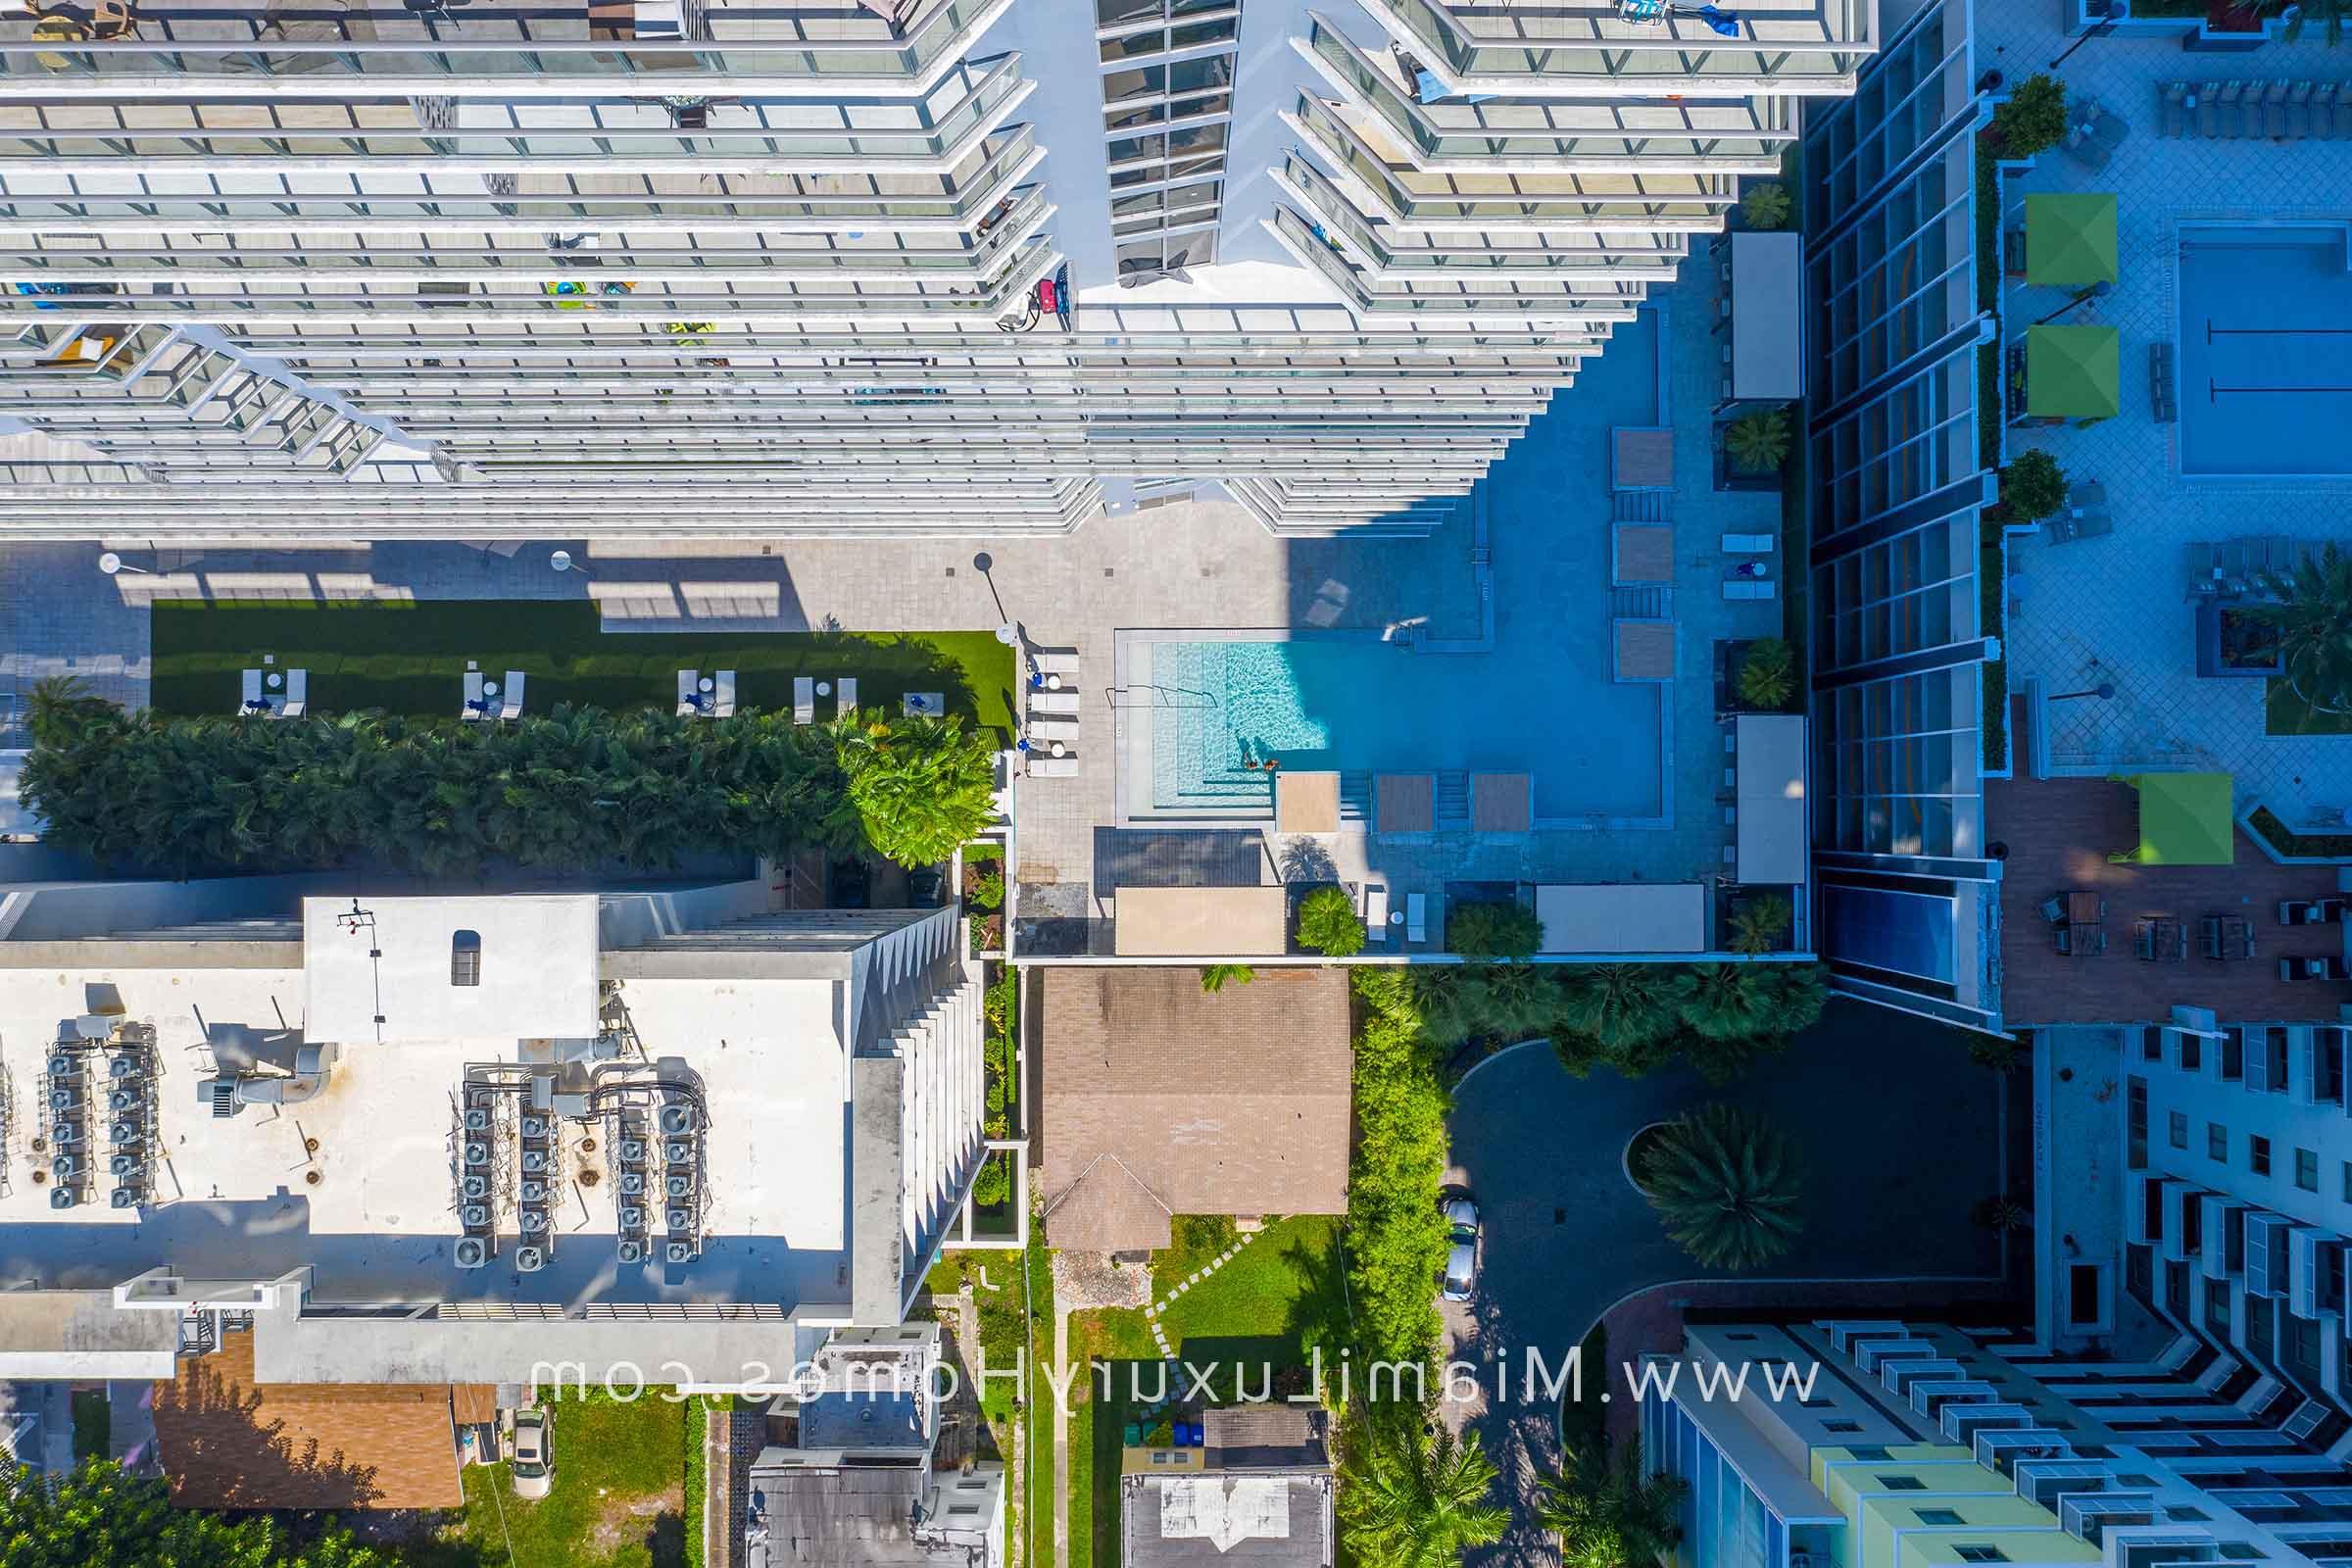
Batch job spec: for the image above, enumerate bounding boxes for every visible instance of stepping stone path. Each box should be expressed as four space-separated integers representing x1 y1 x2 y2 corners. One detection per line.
1140 1228 1261 1363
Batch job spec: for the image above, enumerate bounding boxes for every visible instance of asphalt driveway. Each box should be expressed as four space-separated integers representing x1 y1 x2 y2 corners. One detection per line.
1442 1000 2009 1566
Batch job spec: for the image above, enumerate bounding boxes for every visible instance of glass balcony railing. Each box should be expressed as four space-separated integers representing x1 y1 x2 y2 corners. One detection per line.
1354 0 1873 91
0 0 1013 86
1287 99 1733 228
1281 154 1684 279
1272 206 1635 323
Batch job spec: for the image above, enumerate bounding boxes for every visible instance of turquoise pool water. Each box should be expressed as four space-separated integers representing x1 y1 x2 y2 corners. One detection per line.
1142 637 1661 820
2180 224 2352 477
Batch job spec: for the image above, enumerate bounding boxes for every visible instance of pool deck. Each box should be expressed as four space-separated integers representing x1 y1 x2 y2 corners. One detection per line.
1981 3 2352 822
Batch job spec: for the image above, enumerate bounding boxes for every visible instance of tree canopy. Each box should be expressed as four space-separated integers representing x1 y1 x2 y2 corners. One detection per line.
0 1458 389 1568
1338 1414 1508 1568
1538 1439 1688 1568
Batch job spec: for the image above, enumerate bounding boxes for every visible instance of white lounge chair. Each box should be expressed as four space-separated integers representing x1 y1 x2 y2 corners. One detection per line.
793 676 815 724
1028 756 1079 777
1405 892 1427 945
278 668 307 719
239 668 267 715
1364 886 1390 944
1033 652 1081 675
1029 691 1080 717
462 670 486 720
1027 718 1081 743
676 669 702 716
1722 532 1776 555
499 671 525 720
713 670 736 718
836 676 858 721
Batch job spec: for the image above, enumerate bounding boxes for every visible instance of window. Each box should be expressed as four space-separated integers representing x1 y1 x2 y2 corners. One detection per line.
2252 1135 2273 1176
2143 1033 2163 1061
2165 1506 2211 1523
1824 1419 1863 1433
1846 1446 1892 1461
2341 1160 2352 1202
1878 1476 1927 1491
2298 1148 2320 1193
1096 0 1239 279
2211 1123 2230 1162
1917 1509 1965 1527
2169 1110 2188 1150
1953 1548 2007 1563
450 928 481 987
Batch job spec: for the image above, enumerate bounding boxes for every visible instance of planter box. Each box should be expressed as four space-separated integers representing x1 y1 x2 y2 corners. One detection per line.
1713 431 1787 493
2195 601 2283 678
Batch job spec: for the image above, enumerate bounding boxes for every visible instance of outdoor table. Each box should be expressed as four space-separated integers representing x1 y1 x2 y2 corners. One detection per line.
2064 891 2105 956
904 691 945 717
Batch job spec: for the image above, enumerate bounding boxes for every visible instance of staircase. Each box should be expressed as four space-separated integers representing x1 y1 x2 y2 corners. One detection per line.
1608 585 1672 619
1434 770 1470 828
1611 490 1671 524
1339 771 1371 825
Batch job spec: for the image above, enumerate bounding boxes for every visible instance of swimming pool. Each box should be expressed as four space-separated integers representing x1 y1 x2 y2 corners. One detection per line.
2179 223 2352 478
1125 633 1664 824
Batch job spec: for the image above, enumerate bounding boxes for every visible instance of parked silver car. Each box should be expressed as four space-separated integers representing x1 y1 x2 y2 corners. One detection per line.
510 1408 553 1499
1441 1195 1480 1301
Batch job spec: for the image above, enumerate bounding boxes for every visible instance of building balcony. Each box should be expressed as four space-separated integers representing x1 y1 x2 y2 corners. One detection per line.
0 0 1012 95
1286 99 1736 231
1298 20 1792 174
1351 0 1876 96
1268 205 1641 325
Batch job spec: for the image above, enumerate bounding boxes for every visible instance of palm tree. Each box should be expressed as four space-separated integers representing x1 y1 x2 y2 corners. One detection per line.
1339 1417 1508 1568
1727 896 1792 956
1537 1440 1688 1568
1735 639 1793 710
1724 408 1790 473
828 713 999 866
1636 1102 1805 1271
1674 964 1769 1043
1558 964 1678 1058
1200 963 1254 994
1755 964 1829 1037
2251 543 2352 714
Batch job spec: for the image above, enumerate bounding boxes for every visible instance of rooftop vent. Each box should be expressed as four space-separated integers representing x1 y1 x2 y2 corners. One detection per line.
455 1237 489 1268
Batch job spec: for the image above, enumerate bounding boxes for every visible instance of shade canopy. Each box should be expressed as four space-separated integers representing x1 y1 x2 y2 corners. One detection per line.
2025 192 2118 286
2114 771 2235 865
2026 325 2121 419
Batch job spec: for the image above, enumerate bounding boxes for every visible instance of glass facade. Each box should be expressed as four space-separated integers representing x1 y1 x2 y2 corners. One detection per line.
1797 0 2000 1031
1644 1381 1813 1568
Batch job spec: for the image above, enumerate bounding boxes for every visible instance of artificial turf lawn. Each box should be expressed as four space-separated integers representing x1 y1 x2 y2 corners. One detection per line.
2266 676 2352 737
147 600 1018 738
417 1391 686 1568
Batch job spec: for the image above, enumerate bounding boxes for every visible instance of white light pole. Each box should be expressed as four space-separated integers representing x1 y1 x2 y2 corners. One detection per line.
551 549 591 579
97 551 150 576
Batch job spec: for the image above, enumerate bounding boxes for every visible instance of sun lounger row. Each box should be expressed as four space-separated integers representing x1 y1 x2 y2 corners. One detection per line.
461 670 526 721
2160 79 2352 140
676 669 739 718
2184 535 2310 599
238 667 306 719
1024 648 1080 777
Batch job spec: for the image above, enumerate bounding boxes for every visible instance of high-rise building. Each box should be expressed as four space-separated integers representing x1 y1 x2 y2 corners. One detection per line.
0 0 1871 537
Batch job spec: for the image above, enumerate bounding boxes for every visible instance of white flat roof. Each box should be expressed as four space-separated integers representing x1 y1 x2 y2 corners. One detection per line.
1536 883 1707 955
302 894 601 1044
1730 232 1803 403
1736 714 1809 888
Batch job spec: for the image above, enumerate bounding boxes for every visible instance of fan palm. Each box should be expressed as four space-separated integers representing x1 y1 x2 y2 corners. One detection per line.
1636 1102 1805 1271
1674 964 1769 1043
1727 896 1792 956
1339 1417 1508 1568
1200 963 1254 994
2252 543 2352 714
1725 409 1790 473
1735 639 1794 710
1537 1440 1688 1568
1755 964 1829 1037
1558 964 1678 1058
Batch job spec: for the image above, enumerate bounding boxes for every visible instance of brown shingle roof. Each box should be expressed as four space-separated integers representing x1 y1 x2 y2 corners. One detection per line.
152 1329 462 1510
1039 968 1352 1253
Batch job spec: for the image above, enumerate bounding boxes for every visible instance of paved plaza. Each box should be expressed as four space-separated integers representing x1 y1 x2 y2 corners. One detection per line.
0 252 1788 926
1981 7 2352 820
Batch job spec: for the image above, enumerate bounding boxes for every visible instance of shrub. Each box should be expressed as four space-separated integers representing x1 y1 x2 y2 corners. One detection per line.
1296 884 1367 956
831 713 1001 868
1997 448 2067 522
1740 180 1790 231
1446 901 1544 960
1991 74 2068 157
968 866 1005 912
1345 971 1453 1367
1736 638 1794 710
1725 408 1791 473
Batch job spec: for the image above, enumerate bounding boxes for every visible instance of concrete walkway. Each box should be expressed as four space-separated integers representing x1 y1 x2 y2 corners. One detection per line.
1141 1226 1260 1360
1052 1303 1071 1568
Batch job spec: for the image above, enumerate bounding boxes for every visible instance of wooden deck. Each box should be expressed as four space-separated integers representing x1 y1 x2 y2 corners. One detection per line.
1989 774 2350 1025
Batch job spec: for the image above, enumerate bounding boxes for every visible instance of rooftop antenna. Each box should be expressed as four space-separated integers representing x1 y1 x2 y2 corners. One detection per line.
337 900 386 1043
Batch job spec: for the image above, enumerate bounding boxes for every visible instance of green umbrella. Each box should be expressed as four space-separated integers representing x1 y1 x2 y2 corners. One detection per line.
2025 192 2118 287
2026 325 2121 419
2109 771 2234 865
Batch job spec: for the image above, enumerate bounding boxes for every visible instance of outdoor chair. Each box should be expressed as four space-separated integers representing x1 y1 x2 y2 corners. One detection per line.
2263 79 2290 138
239 668 266 714
793 676 814 724
1030 691 1080 716
2197 80 2222 137
676 669 703 716
278 668 307 719
2039 895 2067 924
2315 82 2341 138
836 676 858 720
1027 718 1080 743
2184 542 2222 599
2287 80 2314 137
462 669 486 720
2217 80 2248 137
712 670 735 718
2150 343 2178 424
498 672 525 720
2002 228 2028 276
1364 885 1390 944
1405 892 1428 945
2159 80 2187 138
2219 539 2255 595
1028 756 1078 778
1034 651 1080 677
2073 512 2113 542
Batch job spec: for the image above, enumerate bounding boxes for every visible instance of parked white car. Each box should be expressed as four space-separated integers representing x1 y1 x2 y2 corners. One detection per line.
510 1408 553 1499
1441 1195 1480 1302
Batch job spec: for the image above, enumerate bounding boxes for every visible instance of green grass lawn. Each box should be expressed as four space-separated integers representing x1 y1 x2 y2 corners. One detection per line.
1156 1215 1348 1367
2266 677 2352 736
146 600 1018 738
413 1392 687 1568
70 1389 109 1461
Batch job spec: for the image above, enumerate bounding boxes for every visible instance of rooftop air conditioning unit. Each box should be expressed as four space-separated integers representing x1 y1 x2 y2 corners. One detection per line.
664 1141 692 1165
110 1153 137 1177
465 1108 490 1132
666 1242 694 1263
455 1237 489 1268
520 1210 548 1233
618 1240 646 1263
619 1205 646 1230
463 1174 488 1200
110 1122 139 1146
53 1124 81 1146
109 1054 136 1079
620 1173 645 1196
110 1188 138 1209
660 1104 696 1136
51 1153 77 1178
665 1207 692 1232
666 1175 690 1199
514 1246 546 1273
465 1141 490 1166
47 1054 74 1078
521 1151 549 1174
520 1116 547 1139
49 1187 76 1208
49 1089 75 1110
462 1203 490 1229
620 1140 647 1163
110 1090 135 1112
520 1180 546 1204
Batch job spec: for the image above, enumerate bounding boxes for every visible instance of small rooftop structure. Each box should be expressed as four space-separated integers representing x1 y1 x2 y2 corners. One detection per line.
1614 620 1678 682
1039 967 1351 1253
1274 771 1340 835
152 1328 477 1510
1735 715 1807 887
2112 771 2234 865
0 1288 180 1380
1724 232 1803 404
1121 1472 1335 1568
302 894 601 1044
1611 425 1675 490
1112 886 1289 957
1613 523 1675 584
1536 883 1706 955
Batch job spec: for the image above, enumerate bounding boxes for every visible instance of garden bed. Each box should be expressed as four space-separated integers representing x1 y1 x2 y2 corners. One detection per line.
2247 805 2352 860
2265 678 2352 736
